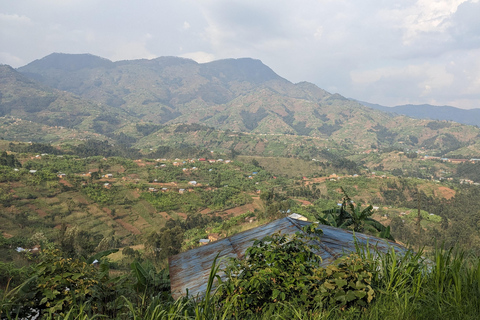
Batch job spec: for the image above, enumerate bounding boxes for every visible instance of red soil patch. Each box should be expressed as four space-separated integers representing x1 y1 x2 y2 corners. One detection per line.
27 204 47 218
176 212 187 219
102 207 141 235
158 212 170 219
115 219 141 235
295 199 313 206
59 179 72 187
130 190 141 198
435 186 456 200
255 142 266 153
10 182 23 188
2 232 13 239
224 202 261 216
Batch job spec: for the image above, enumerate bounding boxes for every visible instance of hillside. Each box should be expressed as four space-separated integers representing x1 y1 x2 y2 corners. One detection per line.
0 52 476 157
2 140 480 262
359 101 480 127
0 65 131 142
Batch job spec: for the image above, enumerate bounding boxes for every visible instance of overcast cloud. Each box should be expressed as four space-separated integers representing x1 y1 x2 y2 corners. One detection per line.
1 0 480 109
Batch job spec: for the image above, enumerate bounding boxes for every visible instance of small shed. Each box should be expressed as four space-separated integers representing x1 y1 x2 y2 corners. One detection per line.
169 217 406 299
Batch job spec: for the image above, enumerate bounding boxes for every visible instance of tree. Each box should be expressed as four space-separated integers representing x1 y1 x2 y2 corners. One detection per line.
317 188 394 241
144 227 184 263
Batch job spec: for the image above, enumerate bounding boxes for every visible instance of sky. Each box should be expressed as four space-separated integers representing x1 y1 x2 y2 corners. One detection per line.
1 0 480 109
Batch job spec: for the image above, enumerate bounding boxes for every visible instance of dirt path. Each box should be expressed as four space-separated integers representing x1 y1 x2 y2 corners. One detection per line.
304 176 331 185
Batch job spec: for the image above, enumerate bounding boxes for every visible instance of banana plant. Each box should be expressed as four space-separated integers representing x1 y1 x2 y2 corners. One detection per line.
317 188 395 241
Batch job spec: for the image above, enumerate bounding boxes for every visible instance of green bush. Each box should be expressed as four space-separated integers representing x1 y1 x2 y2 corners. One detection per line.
216 225 375 317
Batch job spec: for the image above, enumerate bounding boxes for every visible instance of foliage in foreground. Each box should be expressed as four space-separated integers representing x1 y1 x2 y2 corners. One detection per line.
217 225 374 317
3 235 480 319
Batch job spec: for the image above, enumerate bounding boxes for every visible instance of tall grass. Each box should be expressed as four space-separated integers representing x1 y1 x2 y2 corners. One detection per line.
5 243 480 319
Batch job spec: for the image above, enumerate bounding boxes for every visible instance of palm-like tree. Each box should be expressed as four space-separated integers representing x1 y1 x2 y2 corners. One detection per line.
316 188 394 241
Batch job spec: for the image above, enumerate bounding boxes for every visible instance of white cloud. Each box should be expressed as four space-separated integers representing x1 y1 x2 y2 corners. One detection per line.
0 52 25 66
180 51 215 63
0 13 32 25
108 33 156 61
0 0 480 108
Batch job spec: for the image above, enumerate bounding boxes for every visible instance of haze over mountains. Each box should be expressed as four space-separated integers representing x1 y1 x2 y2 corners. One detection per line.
1 53 480 157
358 101 480 128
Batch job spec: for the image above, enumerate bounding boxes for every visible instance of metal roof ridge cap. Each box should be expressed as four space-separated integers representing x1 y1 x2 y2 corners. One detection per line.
286 216 312 231
226 235 242 259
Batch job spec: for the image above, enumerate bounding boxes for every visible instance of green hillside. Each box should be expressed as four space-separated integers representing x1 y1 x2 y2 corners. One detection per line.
2 140 480 319
2 53 477 158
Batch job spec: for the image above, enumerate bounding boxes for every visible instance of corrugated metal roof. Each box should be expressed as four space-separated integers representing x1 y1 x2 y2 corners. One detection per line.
168 217 406 299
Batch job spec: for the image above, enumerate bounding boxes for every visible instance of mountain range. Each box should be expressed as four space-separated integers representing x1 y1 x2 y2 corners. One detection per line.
358 101 480 127
1 53 480 157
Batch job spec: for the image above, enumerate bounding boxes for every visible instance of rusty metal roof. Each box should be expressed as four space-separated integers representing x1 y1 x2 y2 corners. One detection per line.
168 217 406 299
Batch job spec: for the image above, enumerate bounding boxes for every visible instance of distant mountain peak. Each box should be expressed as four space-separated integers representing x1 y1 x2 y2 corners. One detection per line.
200 57 285 84
20 53 113 71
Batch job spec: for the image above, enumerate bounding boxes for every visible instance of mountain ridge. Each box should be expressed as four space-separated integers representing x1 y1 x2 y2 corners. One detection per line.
358 100 480 127
0 52 479 157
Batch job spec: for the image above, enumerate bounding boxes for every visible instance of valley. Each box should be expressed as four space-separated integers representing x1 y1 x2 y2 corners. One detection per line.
2 53 480 318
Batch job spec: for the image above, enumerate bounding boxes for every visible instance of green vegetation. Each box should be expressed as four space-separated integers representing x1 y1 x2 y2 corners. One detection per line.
3 52 480 319
3 54 480 158
3 232 480 319
318 188 394 241
217 224 374 316
0 138 480 318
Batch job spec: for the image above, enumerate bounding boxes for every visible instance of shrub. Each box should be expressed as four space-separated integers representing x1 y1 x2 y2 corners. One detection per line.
216 224 375 317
